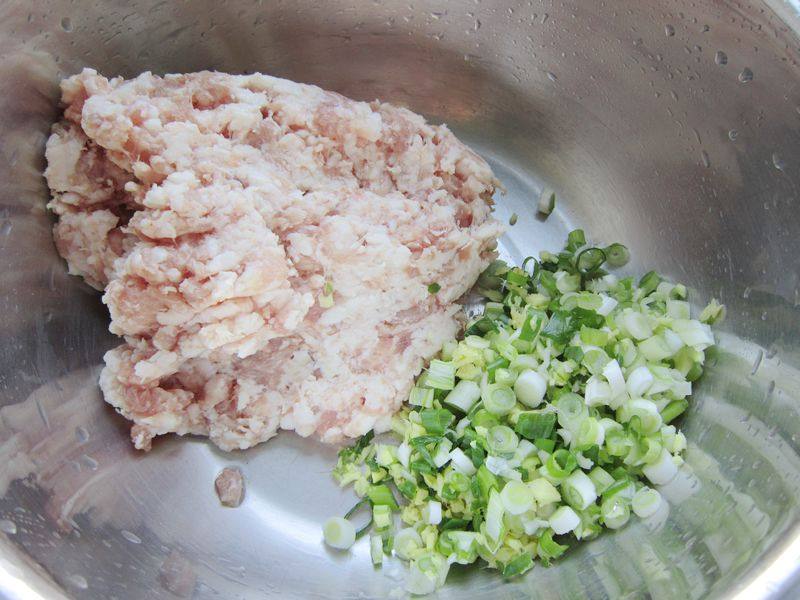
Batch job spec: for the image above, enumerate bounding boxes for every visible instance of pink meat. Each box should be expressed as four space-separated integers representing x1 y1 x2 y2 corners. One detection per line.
45 69 503 451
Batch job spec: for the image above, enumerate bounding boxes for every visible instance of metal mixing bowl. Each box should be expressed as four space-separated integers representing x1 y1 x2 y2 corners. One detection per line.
1 1 799 598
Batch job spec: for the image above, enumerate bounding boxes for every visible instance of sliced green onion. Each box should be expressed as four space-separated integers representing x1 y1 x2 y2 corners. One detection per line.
483 384 517 416
619 309 653 340
425 360 456 390
449 448 477 476
576 247 606 274
537 529 568 563
601 496 630 529
420 408 454 435
699 298 726 324
535 437 556 454
566 229 587 252
602 359 626 404
626 366 654 397
395 528 423 560
642 449 678 485
661 399 689 424
575 417 604 450
484 489 506 545
406 552 449 595
588 467 615 494
538 188 556 215
502 552 534 578
515 411 557 440
671 319 715 349
561 471 598 510
423 500 443 525
667 299 691 319
370 535 384 565
488 425 519 457
368 484 399 509
513 369 547 408
638 271 662 296
604 243 630 267
428 282 441 294
580 326 609 346
554 392 587 431
639 334 674 362
327 228 715 587
543 449 578 480
500 480 535 515
373 504 393 531
323 517 356 550
476 464 500 499
549 505 580 534
584 376 612 407
632 487 663 518
409 386 434 408
528 478 561 505
443 380 481 413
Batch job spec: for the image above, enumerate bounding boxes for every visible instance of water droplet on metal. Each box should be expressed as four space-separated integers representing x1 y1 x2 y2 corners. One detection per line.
75 426 89 443
772 153 785 171
80 454 99 470
751 349 763 375
121 530 142 544
738 67 753 83
665 24 675 37
66 574 88 590
715 51 727 65
0 221 11 236
728 129 739 141
60 17 72 31
546 71 557 82
700 150 710 168
0 520 17 535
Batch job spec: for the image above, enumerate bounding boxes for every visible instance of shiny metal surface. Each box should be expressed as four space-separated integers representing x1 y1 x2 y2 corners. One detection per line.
0 1 799 598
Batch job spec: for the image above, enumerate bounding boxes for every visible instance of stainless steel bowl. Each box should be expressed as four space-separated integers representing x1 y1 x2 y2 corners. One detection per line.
1 1 799 598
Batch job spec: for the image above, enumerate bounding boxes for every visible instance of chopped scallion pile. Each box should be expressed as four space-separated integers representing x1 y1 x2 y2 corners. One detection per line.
325 229 720 594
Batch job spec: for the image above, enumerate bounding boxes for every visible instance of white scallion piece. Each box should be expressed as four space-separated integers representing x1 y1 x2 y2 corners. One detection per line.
370 535 384 565
500 481 535 515
562 471 598 510
585 376 612 407
394 528 423 560
626 366 654 397
423 500 443 525
449 448 477 476
632 487 663 518
514 369 547 408
323 517 356 550
602 359 627 403
549 506 580 535
432 439 453 468
397 442 411 468
443 380 481 413
643 449 679 485
538 187 556 215
671 319 715 349
597 294 618 316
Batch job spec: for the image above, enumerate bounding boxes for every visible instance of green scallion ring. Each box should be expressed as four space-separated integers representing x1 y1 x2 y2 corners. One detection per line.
576 247 606 274
604 243 631 267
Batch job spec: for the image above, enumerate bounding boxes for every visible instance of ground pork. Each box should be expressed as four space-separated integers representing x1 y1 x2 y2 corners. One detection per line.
44 69 503 451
